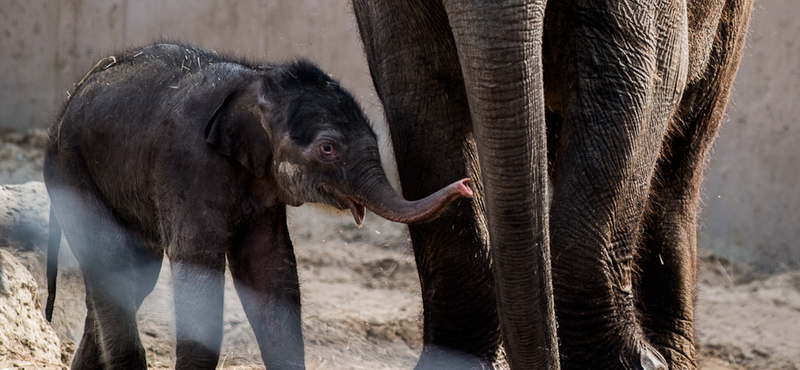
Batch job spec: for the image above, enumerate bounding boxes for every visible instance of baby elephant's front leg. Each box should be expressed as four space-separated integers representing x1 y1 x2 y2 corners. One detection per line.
169 227 228 370
228 206 304 369
170 255 227 370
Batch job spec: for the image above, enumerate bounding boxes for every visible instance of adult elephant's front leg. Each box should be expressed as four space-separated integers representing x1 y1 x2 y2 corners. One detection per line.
546 1 687 369
353 2 500 368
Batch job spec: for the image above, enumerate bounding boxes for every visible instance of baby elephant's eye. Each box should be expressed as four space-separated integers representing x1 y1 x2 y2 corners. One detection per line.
317 141 339 162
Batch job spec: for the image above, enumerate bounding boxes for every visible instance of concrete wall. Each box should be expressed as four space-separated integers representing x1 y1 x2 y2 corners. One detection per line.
0 0 381 131
1 1 797 269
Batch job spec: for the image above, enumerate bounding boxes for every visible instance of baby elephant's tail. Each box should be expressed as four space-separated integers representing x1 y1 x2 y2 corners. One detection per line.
45 204 61 322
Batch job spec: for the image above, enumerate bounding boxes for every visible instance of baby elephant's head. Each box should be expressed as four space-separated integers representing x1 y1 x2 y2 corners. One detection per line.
206 60 471 226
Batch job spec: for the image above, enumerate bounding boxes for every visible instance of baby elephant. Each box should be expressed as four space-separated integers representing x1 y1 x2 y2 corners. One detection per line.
43 42 471 370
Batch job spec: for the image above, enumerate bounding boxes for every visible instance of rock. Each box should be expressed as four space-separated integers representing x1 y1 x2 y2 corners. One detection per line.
0 249 63 368
0 181 72 308
0 181 51 253
0 129 46 185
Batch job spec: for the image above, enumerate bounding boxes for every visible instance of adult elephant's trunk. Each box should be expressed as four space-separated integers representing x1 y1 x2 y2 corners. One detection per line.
445 1 559 369
345 158 473 226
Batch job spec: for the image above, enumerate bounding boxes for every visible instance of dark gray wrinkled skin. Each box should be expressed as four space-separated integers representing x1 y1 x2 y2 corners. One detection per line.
43 42 468 370
353 1 754 369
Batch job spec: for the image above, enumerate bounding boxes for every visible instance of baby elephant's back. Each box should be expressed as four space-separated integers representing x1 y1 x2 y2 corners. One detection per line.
54 43 251 149
45 43 257 224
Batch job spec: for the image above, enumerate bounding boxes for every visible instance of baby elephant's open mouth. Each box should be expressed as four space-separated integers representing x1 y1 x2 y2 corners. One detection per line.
347 198 367 227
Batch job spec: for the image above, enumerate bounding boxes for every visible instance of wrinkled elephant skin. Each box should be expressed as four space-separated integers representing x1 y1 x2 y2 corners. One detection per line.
353 1 754 369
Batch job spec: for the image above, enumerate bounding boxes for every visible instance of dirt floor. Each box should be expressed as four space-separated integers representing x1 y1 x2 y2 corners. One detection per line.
1 130 798 370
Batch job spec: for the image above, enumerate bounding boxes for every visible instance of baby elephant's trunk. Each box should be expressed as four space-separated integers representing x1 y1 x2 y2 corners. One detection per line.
348 171 473 226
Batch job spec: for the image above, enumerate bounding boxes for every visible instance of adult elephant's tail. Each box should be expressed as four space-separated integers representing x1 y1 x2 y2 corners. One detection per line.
45 204 61 322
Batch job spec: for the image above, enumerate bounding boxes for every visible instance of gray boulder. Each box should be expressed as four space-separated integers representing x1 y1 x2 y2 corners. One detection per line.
0 249 63 368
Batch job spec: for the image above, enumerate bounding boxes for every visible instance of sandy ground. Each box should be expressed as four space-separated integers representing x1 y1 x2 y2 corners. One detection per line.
0 130 798 370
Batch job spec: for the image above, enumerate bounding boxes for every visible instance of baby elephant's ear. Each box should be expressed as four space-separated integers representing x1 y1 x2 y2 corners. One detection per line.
205 79 272 178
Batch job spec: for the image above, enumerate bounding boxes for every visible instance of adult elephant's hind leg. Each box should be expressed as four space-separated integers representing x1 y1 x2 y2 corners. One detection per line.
636 2 754 368
546 1 690 369
353 2 499 368
636 119 702 370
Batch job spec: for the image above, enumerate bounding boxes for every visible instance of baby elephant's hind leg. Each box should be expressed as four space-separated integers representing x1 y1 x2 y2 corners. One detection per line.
49 185 162 370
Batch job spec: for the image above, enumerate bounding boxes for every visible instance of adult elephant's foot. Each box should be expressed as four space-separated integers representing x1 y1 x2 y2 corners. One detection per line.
560 336 667 370
635 341 669 370
414 344 497 370
648 335 697 370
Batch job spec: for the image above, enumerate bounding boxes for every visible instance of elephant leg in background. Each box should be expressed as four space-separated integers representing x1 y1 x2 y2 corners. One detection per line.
353 1 500 368
547 1 689 369
71 300 102 370
169 216 227 370
74 245 162 370
47 170 162 370
227 207 304 370
636 1 755 368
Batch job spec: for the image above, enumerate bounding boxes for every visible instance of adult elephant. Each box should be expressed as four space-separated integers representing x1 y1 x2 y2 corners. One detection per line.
353 1 753 370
